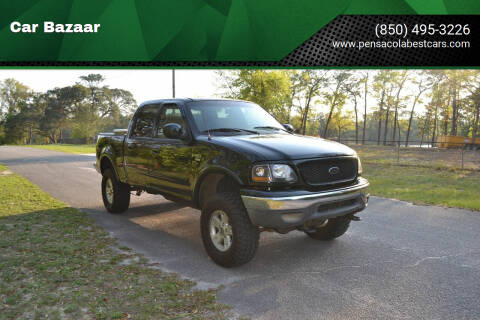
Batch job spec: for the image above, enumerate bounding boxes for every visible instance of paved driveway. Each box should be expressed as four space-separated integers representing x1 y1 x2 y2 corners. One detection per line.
1 146 479 319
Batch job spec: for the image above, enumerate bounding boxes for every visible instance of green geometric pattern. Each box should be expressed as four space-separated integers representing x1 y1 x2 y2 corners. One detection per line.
0 0 479 61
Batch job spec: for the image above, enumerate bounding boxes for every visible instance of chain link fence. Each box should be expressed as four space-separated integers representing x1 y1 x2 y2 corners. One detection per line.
339 139 480 170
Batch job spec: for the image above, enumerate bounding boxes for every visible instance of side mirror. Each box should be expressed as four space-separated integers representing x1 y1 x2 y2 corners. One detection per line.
163 123 183 139
283 124 294 133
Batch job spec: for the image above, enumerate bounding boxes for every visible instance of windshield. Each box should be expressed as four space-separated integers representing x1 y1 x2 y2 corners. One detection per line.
186 101 286 134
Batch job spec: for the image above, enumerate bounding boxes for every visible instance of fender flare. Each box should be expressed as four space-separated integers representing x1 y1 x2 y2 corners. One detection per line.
99 146 120 179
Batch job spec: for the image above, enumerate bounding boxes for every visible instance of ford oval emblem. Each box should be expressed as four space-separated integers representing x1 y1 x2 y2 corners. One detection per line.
328 166 340 175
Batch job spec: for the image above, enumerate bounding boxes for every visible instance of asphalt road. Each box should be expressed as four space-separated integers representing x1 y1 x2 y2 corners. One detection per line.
1 146 479 320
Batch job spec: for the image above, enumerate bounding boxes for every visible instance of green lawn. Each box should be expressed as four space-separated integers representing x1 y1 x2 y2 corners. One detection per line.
23 144 96 154
0 164 229 319
363 163 480 211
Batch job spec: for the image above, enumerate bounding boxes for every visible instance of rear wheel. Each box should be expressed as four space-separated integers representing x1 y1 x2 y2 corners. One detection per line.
304 216 351 240
101 168 130 213
200 192 259 267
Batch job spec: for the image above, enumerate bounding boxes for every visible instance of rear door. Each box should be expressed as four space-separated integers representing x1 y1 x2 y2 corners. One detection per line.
148 103 193 200
124 104 159 186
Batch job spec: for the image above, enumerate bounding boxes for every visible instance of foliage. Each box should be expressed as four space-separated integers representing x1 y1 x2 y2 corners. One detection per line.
2 70 480 146
0 75 136 145
217 69 480 145
217 70 292 122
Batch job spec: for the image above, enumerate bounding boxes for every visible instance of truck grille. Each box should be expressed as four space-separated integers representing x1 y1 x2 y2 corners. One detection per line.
298 157 357 186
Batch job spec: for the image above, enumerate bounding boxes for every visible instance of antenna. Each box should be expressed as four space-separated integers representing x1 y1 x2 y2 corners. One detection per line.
172 69 175 98
200 106 212 140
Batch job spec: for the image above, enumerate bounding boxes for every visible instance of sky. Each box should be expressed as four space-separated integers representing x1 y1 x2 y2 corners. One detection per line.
0 69 219 103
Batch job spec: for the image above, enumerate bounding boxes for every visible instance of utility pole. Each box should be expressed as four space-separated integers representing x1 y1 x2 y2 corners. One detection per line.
172 69 176 98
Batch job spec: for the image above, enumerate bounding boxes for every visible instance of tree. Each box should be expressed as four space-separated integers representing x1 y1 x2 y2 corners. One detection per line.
296 70 328 135
39 85 87 143
0 78 33 115
330 110 354 141
0 79 35 144
372 71 392 145
405 71 431 147
443 70 475 136
217 70 292 123
391 71 409 145
429 83 444 145
323 71 351 138
361 72 369 145
345 76 363 144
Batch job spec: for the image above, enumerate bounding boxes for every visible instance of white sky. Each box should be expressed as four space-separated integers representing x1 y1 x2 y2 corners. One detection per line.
0 69 219 103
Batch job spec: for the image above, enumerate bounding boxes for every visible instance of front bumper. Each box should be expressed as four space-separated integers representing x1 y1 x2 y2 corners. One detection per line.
240 177 369 229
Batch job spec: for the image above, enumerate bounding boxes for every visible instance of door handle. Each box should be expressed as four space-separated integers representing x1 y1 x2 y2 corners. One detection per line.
127 142 138 149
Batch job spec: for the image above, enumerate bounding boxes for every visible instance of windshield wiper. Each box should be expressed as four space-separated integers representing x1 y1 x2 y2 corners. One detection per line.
253 126 288 133
202 128 259 134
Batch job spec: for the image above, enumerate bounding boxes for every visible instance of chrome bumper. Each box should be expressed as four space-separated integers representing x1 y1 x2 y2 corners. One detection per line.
241 177 370 229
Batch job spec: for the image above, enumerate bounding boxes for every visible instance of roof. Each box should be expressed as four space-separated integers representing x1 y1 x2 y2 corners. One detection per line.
138 98 252 107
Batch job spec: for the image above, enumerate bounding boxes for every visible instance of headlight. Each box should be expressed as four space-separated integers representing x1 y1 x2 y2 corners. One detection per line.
357 157 363 176
252 164 297 183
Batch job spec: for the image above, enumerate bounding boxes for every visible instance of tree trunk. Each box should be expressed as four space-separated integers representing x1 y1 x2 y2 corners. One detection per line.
450 86 458 136
431 105 438 147
383 105 390 145
392 78 406 146
405 95 420 147
301 93 313 135
392 106 398 145
420 115 429 147
362 75 368 145
472 103 479 145
377 90 384 145
323 81 342 138
442 93 451 135
397 118 402 143
28 125 33 145
354 95 358 144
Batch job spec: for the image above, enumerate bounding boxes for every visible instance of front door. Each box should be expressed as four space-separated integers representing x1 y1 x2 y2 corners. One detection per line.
124 104 159 186
148 103 193 200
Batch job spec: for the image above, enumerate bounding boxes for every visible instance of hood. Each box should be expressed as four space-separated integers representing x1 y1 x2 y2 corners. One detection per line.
201 133 356 161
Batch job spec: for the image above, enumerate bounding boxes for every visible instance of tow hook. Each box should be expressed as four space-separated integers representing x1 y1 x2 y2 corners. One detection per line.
348 214 361 221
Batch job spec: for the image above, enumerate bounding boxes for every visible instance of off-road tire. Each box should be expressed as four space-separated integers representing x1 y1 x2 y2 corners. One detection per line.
201 192 259 267
305 216 351 240
101 168 130 214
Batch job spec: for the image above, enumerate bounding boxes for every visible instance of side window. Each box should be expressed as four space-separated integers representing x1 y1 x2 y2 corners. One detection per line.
156 104 185 138
131 105 159 138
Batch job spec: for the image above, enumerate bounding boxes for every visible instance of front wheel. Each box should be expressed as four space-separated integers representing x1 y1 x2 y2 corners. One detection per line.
200 193 259 268
304 216 351 240
101 168 130 213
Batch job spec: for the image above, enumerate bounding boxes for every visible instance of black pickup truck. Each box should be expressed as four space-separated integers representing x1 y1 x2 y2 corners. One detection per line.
95 98 369 267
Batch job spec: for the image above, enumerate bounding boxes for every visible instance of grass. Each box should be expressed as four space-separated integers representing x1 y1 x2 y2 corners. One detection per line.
352 144 480 170
23 144 96 154
0 164 230 319
363 163 480 211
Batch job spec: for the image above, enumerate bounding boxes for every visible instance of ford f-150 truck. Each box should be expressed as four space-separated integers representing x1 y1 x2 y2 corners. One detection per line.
95 98 369 267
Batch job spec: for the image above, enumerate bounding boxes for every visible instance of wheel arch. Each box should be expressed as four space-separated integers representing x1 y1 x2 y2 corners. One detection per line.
194 166 244 209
